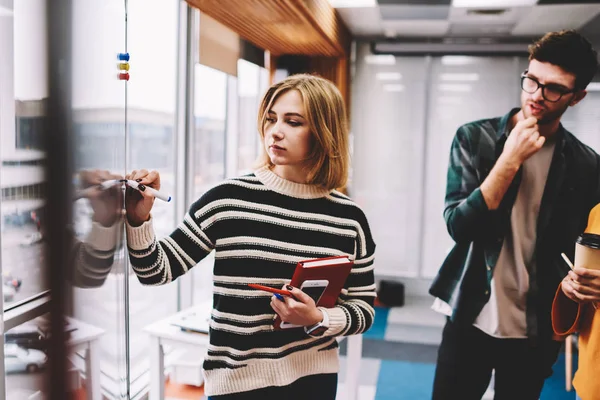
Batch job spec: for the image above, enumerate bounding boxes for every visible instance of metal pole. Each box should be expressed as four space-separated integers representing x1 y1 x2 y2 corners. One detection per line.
46 0 73 398
175 1 196 311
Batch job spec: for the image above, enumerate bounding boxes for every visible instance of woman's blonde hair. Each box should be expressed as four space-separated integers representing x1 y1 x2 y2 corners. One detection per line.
256 74 350 191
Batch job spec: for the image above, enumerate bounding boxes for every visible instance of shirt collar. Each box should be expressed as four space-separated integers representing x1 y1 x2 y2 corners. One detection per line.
497 107 521 140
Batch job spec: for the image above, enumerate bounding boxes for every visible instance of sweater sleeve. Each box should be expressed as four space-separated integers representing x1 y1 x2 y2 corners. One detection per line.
551 284 582 337
316 209 376 338
126 195 217 286
69 220 121 288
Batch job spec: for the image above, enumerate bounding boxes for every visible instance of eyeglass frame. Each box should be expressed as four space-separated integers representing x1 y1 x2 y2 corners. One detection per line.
520 71 578 103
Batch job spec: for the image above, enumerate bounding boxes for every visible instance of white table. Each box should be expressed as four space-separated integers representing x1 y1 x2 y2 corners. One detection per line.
143 301 363 400
64 317 105 400
143 301 211 400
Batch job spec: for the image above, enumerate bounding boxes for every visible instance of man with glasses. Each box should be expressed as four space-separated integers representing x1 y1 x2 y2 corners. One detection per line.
430 30 600 399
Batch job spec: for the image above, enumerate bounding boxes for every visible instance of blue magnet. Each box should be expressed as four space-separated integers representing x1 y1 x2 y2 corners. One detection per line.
117 53 130 61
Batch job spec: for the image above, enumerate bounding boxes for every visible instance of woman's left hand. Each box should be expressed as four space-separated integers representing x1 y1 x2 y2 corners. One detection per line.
567 267 600 304
270 285 324 327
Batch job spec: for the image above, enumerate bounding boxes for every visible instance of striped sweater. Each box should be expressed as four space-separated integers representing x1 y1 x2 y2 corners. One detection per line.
126 166 377 396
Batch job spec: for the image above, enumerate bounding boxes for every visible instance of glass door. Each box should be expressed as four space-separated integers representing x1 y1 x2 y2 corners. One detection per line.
69 0 129 398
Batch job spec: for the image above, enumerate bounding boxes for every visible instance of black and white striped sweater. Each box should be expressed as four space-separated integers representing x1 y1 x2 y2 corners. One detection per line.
126 166 376 396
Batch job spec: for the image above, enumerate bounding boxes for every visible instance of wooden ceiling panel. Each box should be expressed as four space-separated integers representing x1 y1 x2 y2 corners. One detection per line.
186 0 351 56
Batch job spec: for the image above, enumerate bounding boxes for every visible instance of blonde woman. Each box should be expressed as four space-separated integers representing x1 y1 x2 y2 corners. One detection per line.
124 74 376 399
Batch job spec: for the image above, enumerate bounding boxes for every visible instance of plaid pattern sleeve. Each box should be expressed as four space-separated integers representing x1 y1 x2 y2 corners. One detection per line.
443 124 494 243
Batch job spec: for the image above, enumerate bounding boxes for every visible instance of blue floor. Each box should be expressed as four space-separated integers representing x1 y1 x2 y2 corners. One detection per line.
376 360 436 400
363 306 389 340
370 354 577 400
359 306 579 400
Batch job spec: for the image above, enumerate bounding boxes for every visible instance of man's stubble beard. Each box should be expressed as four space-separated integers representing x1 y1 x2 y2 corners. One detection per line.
523 101 569 126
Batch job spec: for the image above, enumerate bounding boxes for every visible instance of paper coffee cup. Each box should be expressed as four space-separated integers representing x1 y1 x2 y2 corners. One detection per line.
574 233 600 270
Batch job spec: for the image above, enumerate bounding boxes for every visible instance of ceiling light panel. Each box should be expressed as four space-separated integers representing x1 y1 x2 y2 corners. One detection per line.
439 83 472 92
376 72 403 81
381 20 450 36
328 0 376 8
365 55 396 65
440 73 480 81
440 55 479 65
384 84 405 92
452 0 537 7
379 5 451 21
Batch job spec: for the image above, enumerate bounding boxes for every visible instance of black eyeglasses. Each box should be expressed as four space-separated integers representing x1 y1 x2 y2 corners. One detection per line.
520 72 576 103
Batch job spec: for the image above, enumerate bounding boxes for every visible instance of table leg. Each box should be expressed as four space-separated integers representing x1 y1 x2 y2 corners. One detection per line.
150 336 165 400
85 340 101 400
345 335 363 400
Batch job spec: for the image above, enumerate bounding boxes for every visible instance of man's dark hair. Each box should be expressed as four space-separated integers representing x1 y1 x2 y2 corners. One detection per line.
529 30 599 90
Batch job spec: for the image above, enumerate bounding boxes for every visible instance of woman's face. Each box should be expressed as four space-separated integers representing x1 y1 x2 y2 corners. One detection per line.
263 89 314 183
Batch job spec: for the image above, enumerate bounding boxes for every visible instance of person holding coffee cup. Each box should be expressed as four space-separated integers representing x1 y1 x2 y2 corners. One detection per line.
552 204 600 400
429 30 600 400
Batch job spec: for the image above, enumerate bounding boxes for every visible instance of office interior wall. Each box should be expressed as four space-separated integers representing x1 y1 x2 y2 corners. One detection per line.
420 56 520 279
562 90 600 152
350 44 428 279
351 41 600 285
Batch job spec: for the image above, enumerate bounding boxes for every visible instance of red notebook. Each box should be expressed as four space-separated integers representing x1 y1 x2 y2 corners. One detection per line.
274 255 354 330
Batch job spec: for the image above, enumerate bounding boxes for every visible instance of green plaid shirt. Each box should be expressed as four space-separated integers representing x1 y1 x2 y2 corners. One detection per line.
429 108 600 341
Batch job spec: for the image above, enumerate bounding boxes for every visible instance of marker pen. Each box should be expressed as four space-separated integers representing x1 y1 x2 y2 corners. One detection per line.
125 180 171 202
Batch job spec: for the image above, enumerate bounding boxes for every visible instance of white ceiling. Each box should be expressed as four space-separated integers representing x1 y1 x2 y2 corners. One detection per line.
333 1 600 39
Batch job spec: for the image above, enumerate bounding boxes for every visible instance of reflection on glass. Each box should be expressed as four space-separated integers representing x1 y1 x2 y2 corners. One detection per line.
125 0 178 398
4 321 49 397
68 0 129 398
71 170 123 288
70 0 181 393
1 0 52 397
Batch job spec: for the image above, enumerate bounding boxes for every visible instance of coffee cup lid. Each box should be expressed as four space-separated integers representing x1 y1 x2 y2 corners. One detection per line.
577 233 600 250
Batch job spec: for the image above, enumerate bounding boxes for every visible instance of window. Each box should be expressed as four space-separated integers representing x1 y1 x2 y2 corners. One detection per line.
190 64 228 305
0 1 52 396
236 59 269 176
192 64 228 200
189 60 268 305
